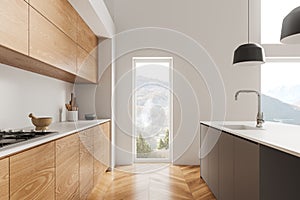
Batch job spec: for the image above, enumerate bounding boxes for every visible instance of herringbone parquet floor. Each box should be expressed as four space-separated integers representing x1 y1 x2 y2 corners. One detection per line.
88 164 216 200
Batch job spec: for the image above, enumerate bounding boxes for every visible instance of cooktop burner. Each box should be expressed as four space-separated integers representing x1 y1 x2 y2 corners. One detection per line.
0 130 57 148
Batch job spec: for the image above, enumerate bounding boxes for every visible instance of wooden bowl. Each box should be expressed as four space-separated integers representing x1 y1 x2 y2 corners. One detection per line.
29 113 52 131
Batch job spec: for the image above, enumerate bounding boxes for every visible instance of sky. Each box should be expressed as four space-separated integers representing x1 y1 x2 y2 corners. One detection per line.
135 61 170 83
261 62 300 93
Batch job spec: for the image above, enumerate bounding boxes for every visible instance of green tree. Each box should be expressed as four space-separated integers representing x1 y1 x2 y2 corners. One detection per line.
157 129 169 150
136 134 152 156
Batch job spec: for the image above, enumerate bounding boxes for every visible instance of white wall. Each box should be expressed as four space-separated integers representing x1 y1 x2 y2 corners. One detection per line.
0 63 73 129
106 0 261 165
74 65 111 120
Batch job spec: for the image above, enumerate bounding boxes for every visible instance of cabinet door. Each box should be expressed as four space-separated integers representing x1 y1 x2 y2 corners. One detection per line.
79 129 94 199
0 0 28 55
10 142 55 200
234 137 259 200
30 8 77 74
77 15 98 55
260 145 300 200
29 0 77 41
0 158 9 200
200 125 219 198
102 121 111 167
200 124 209 182
56 134 80 199
219 133 234 200
94 122 111 186
208 128 219 199
77 46 98 83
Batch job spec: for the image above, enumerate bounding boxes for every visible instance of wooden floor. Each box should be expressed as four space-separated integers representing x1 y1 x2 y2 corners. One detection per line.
88 164 216 200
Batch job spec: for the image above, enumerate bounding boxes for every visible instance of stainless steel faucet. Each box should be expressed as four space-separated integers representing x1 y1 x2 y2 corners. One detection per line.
235 90 264 128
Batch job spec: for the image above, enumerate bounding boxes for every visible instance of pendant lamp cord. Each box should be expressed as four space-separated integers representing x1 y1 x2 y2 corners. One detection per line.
248 0 250 43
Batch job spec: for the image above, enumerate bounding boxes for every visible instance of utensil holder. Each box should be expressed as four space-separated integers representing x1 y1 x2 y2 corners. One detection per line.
66 111 78 122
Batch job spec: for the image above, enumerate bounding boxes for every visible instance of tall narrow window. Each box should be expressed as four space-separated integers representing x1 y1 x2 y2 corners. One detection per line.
133 57 173 162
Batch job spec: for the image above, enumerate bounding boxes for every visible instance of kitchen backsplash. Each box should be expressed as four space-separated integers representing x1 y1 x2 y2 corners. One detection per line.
0 63 73 129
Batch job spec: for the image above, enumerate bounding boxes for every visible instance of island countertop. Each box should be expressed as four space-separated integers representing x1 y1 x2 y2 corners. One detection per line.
0 119 110 159
200 121 300 158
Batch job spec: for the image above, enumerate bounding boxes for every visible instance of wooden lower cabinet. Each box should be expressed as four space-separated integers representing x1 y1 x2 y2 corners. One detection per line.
94 122 111 186
56 134 80 199
79 128 94 199
0 122 111 200
10 142 55 200
0 157 9 200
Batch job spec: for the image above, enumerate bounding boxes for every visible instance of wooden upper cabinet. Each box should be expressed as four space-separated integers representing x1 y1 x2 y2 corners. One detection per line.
29 0 77 41
30 8 77 74
10 142 55 200
77 46 98 83
77 15 98 56
0 158 9 200
0 0 28 55
56 134 80 200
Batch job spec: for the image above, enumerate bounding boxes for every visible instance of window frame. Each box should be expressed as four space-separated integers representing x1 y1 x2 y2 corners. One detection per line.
132 57 174 163
258 0 300 60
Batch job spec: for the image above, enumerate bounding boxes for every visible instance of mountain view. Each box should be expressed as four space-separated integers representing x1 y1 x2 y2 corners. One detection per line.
262 94 300 125
135 75 170 158
264 85 300 107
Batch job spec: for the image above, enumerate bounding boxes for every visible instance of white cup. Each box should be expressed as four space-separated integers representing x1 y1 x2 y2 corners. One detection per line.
66 111 78 122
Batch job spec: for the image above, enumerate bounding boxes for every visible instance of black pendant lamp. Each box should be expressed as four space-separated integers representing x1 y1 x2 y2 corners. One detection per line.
233 0 265 66
281 6 300 44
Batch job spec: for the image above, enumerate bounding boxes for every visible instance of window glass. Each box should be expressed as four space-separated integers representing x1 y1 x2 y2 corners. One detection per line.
261 0 300 44
261 62 300 125
133 58 172 161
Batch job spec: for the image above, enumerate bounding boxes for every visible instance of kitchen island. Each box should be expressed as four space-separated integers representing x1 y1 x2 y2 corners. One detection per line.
200 121 300 200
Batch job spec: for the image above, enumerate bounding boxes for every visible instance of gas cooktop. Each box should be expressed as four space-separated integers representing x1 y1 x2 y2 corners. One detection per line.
0 130 57 148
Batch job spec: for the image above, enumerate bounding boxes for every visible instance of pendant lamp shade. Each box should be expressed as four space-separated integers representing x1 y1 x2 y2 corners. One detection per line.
281 6 300 44
232 0 265 66
233 43 265 66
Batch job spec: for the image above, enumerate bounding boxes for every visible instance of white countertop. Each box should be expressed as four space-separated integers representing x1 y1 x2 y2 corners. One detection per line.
0 119 110 159
200 121 300 158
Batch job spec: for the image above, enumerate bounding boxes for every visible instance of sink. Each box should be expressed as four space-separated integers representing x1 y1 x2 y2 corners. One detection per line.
223 124 262 130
